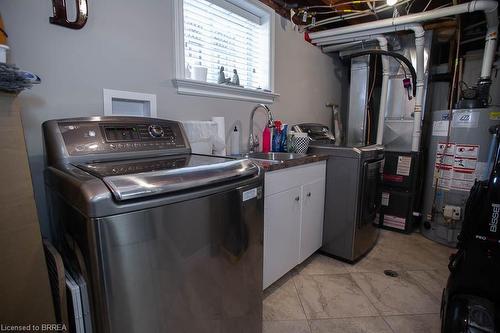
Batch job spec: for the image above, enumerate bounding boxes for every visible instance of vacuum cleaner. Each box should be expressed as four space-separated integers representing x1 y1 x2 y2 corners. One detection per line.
441 125 500 332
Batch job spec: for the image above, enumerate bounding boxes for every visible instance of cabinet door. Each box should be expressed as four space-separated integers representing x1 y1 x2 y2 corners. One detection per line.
299 178 326 263
263 187 302 289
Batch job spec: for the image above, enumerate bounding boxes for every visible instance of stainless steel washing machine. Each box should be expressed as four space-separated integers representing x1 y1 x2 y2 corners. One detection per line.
43 116 264 333
294 124 383 262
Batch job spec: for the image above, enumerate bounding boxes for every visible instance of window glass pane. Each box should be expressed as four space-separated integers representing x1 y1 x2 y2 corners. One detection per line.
183 0 270 90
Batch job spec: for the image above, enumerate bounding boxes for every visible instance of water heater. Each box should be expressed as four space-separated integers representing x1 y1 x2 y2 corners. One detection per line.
421 108 500 246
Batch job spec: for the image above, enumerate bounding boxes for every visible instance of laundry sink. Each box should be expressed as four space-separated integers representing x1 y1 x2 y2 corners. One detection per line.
245 152 307 161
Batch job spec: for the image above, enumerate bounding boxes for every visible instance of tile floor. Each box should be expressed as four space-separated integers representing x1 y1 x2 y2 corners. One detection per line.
263 230 455 333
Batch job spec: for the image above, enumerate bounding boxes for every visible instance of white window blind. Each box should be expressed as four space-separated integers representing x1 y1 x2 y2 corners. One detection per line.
183 0 270 90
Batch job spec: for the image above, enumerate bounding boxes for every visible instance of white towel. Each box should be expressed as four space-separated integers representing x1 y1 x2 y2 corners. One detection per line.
181 120 226 155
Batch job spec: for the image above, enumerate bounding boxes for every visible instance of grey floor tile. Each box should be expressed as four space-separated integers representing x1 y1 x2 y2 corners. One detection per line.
384 314 441 333
309 317 393 333
263 320 311 333
295 254 349 275
294 274 378 319
346 231 452 273
263 275 307 320
351 271 440 316
405 270 449 300
344 245 405 274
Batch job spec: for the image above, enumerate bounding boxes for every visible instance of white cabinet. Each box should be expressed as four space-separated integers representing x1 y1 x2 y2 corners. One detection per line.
299 178 326 263
263 187 302 288
263 161 326 289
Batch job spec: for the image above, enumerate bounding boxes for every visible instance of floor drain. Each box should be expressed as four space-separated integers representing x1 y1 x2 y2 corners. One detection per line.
384 270 399 277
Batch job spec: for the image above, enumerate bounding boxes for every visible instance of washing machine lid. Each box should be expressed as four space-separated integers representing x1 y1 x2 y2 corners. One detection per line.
293 123 335 143
75 154 259 201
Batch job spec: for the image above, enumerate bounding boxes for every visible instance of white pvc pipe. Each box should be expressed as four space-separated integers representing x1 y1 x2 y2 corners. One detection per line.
313 26 414 45
309 0 498 80
322 35 390 145
412 25 426 152
322 41 363 52
376 36 390 146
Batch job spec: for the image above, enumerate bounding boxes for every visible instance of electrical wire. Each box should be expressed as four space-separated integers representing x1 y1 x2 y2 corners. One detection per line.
303 0 387 10
304 9 367 16
423 0 433 12
405 0 417 14
304 0 411 30
346 49 417 96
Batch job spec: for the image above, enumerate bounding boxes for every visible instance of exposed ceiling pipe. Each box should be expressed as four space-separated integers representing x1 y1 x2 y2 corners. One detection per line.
321 41 364 52
321 36 390 145
312 26 417 45
309 0 498 81
304 0 412 29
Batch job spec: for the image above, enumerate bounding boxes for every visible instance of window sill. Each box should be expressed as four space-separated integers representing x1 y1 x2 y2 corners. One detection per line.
173 78 279 104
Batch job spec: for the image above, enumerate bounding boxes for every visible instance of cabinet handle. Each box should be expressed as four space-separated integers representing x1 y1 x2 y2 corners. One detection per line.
295 196 300 202
307 192 312 197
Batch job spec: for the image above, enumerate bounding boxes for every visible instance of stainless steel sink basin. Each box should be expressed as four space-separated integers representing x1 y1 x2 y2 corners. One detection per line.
245 152 308 161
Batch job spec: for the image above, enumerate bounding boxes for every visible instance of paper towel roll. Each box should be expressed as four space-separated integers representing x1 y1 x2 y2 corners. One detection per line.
211 117 226 156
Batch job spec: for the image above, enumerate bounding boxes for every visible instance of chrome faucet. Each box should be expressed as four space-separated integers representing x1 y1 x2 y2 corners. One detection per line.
248 104 274 153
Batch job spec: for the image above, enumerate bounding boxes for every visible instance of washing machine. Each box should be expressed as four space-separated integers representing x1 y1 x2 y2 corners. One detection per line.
43 116 264 333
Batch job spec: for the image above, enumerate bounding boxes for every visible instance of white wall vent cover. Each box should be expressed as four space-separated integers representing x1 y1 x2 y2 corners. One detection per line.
103 89 157 118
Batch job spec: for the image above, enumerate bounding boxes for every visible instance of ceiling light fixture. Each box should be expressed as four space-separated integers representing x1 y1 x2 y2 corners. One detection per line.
386 0 398 6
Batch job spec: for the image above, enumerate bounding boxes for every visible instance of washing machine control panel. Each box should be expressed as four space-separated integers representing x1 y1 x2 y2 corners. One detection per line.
58 120 188 156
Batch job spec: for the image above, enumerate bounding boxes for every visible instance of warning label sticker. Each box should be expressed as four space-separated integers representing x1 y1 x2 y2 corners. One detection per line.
455 144 479 158
433 142 480 192
383 215 406 230
396 156 412 176
381 192 390 206
453 158 477 170
451 110 479 129
432 120 449 136
437 142 456 155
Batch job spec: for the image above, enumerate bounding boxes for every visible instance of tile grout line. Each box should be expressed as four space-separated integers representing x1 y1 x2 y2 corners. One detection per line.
381 315 397 333
291 273 313 333
403 269 447 304
348 271 384 317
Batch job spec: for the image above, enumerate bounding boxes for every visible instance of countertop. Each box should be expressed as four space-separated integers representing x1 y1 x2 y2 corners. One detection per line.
248 154 328 172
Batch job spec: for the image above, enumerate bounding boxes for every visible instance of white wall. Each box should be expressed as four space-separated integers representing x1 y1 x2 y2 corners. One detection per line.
0 0 343 235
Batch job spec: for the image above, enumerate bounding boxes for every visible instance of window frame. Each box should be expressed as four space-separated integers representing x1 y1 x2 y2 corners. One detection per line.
172 0 278 104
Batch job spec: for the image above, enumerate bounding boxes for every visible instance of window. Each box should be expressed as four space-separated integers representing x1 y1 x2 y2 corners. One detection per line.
173 0 278 103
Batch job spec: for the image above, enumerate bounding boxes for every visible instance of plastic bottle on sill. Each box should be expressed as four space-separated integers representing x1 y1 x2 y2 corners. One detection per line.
231 126 240 155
